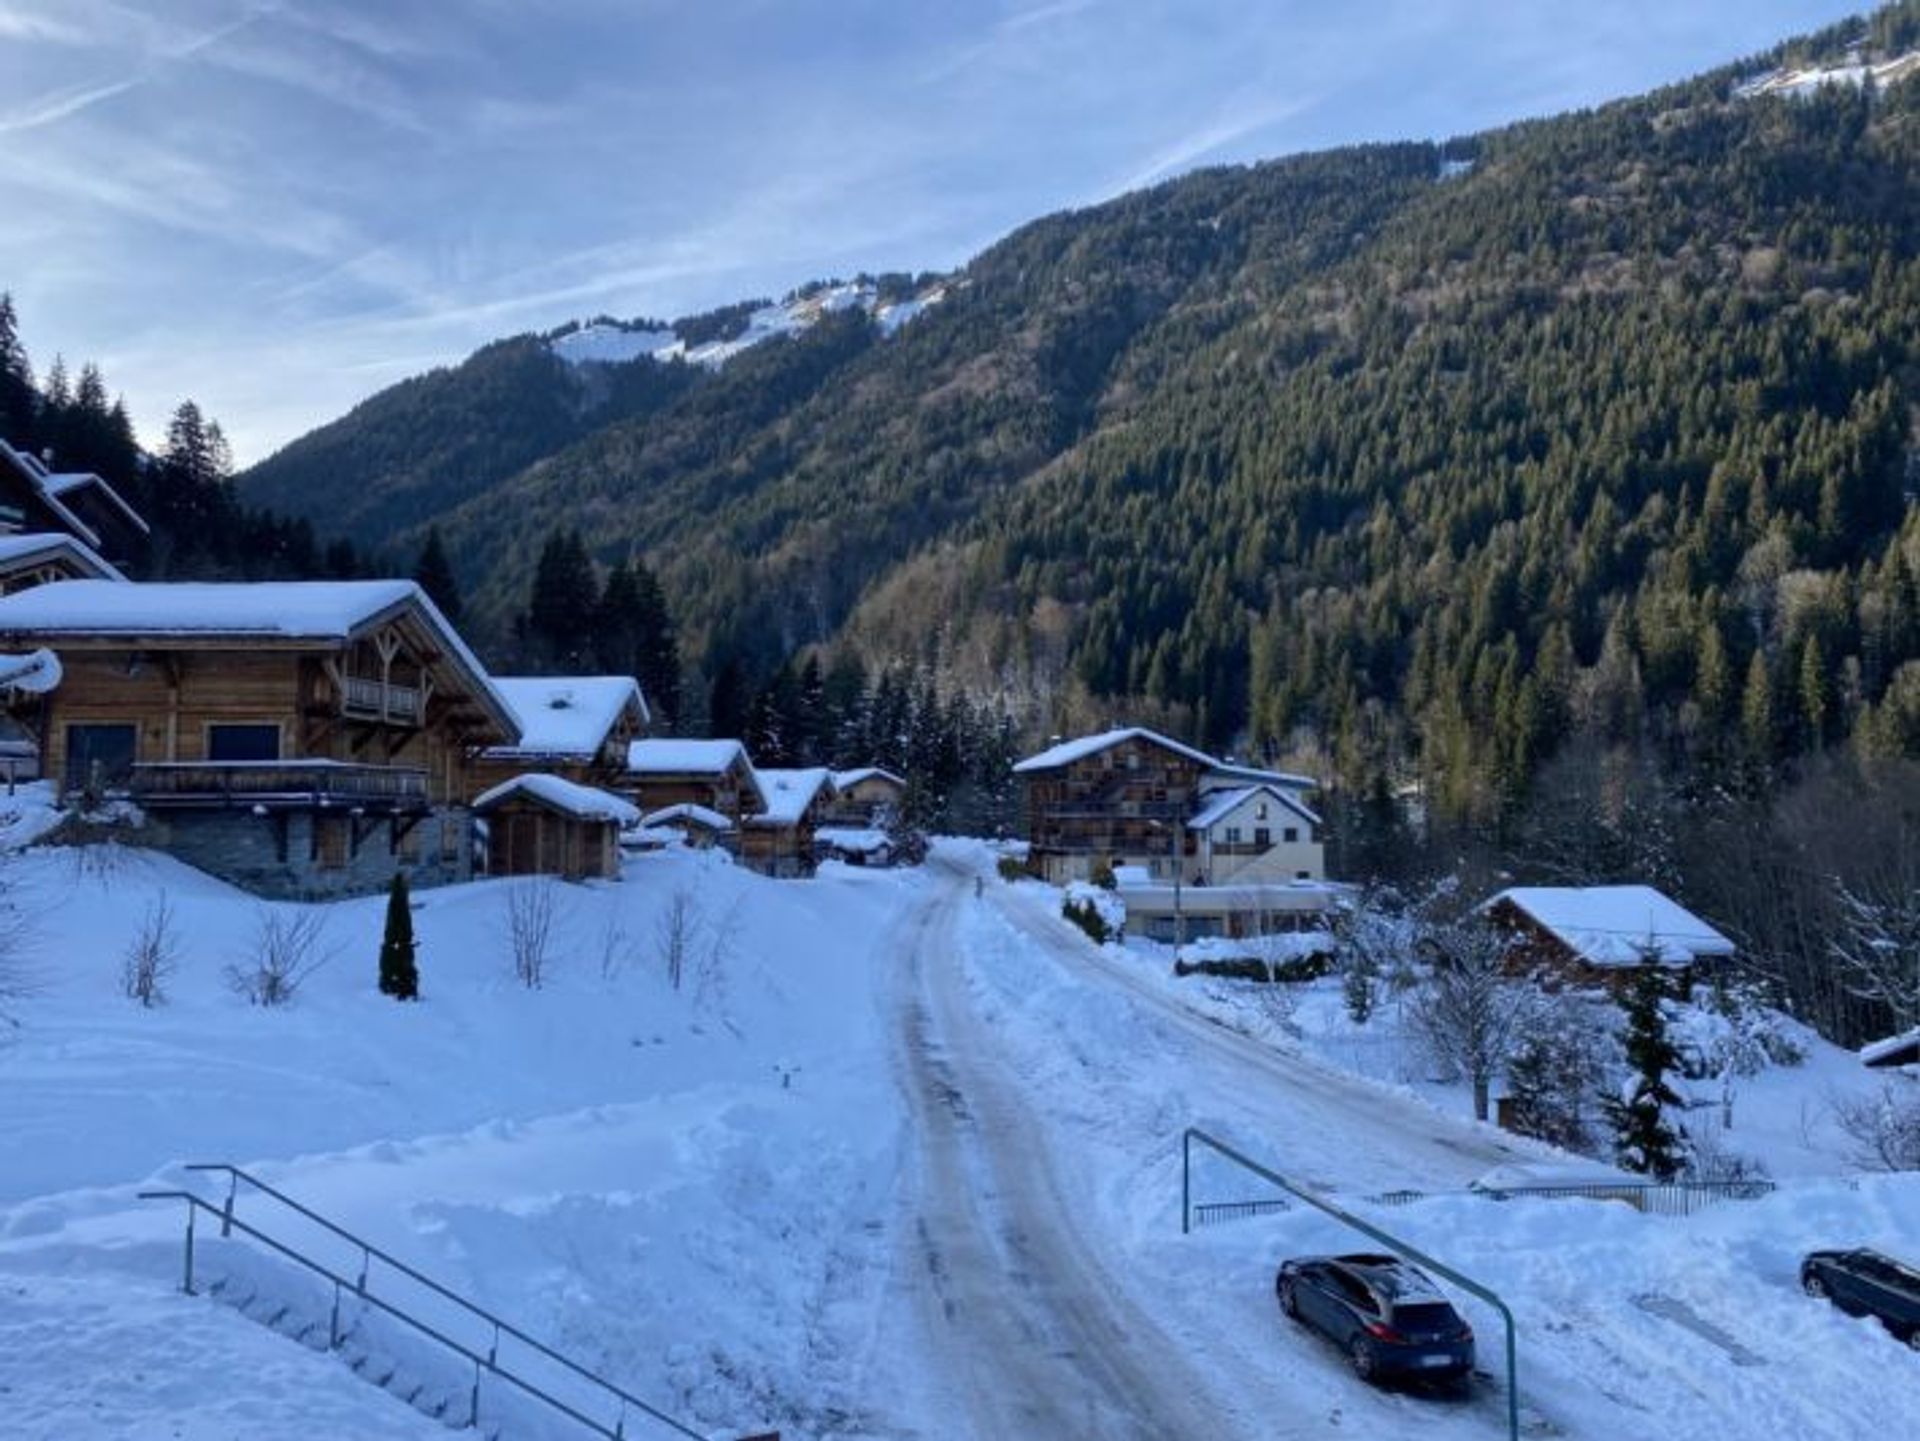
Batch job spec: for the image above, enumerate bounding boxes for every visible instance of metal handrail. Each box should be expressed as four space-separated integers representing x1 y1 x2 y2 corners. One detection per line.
146 1164 712 1441
1182 1127 1521 1441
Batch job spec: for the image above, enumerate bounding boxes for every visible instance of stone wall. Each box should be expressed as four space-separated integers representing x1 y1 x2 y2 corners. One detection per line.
145 807 474 900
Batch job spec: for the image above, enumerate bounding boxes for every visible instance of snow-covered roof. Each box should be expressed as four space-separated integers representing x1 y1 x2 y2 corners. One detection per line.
0 649 62 695
484 676 649 759
627 738 752 775
0 440 104 548
748 767 834 826
1011 726 1318 790
0 531 124 582
42 470 150 534
1202 759 1318 790
1487 886 1735 968
1013 727 1220 774
473 773 640 825
640 802 734 833
831 766 905 790
1186 783 1321 832
0 579 515 740
1860 1027 1920 1069
816 827 891 855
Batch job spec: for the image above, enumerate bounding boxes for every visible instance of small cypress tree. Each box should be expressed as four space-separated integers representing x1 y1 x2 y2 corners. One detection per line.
1604 961 1688 1178
378 872 419 1000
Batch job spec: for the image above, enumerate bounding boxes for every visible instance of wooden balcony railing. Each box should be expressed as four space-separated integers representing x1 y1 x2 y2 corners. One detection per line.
342 676 422 724
131 761 429 808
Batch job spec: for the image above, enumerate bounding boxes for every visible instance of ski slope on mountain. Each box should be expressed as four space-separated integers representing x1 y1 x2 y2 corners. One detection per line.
0 840 1916 1439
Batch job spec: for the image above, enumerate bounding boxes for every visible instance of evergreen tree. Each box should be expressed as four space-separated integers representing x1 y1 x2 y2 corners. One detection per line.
708 655 751 739
630 559 682 726
525 530 600 670
413 528 463 625
378 872 419 1001
0 293 36 445
1604 964 1689 1179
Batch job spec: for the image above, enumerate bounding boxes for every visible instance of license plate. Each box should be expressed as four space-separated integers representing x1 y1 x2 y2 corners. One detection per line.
1416 1355 1454 1369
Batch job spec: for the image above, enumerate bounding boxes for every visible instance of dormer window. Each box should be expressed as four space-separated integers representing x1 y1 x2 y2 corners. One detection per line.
1256 802 1268 819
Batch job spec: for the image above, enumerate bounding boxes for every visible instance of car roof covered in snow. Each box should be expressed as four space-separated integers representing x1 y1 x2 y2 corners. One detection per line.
1485 885 1735 967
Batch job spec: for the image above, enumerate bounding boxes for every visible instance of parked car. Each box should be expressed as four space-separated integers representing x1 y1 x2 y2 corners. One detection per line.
1800 1248 1920 1349
1276 1253 1475 1387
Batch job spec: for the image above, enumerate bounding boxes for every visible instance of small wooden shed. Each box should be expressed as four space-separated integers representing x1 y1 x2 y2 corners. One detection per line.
475 773 640 881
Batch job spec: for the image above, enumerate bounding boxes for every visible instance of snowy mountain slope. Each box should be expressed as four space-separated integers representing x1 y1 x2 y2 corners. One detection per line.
548 280 947 373
1 840 1916 1439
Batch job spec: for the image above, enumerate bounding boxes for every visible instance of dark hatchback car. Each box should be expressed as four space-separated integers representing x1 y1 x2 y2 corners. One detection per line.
1801 1248 1920 1349
1277 1253 1475 1388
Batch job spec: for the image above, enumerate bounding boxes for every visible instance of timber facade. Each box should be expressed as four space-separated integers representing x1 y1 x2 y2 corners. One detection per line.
0 580 516 899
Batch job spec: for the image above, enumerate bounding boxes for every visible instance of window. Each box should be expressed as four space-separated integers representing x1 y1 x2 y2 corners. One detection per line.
64 723 136 792
1284 826 1299 843
1225 826 1241 843
1256 802 1268 819
207 724 280 762
1254 827 1271 848
1297 870 1311 880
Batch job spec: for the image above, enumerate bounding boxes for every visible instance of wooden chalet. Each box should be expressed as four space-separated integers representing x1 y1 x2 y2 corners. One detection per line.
626 738 765 825
474 773 638 881
637 802 734 850
740 767 835 878
1012 727 1322 886
0 439 149 570
0 533 123 593
1482 886 1736 988
0 579 517 898
826 766 907 826
472 675 650 797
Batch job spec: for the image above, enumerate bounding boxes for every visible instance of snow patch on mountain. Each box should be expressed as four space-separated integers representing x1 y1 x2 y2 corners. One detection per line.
1735 47 1920 100
549 280 948 371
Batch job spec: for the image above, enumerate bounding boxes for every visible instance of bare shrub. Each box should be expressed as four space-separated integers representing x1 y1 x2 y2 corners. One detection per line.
655 886 698 992
226 909 330 1007
120 893 178 1007
597 915 636 981
1831 1082 1920 1172
506 879 556 989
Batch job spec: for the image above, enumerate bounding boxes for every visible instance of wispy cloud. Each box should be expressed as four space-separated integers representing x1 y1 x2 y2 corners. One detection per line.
0 5 91 44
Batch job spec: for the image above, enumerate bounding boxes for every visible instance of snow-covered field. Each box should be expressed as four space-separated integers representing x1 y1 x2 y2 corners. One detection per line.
1 839 1916 1440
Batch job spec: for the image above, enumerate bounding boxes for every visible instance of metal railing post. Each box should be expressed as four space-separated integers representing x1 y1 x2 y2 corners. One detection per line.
329 1281 343 1349
1181 1129 1191 1235
470 1357 482 1429
183 1202 198 1295
220 1171 237 1238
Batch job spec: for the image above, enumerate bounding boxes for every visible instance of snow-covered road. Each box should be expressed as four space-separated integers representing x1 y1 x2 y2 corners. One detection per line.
873 857 1530 1438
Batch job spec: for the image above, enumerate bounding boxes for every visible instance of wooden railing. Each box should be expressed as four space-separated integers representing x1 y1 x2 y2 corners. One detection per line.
131 761 428 806
342 676 422 723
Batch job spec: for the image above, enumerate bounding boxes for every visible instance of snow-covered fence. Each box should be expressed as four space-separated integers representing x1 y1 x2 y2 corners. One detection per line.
140 1164 745 1441
1365 1177 1777 1218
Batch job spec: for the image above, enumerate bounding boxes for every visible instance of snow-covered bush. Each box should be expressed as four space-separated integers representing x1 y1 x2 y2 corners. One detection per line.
1503 993 1608 1150
1670 980 1806 1080
1830 1081 1920 1172
1062 882 1122 945
996 855 1026 883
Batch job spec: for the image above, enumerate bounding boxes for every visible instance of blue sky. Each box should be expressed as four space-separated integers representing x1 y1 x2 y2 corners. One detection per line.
0 0 1866 464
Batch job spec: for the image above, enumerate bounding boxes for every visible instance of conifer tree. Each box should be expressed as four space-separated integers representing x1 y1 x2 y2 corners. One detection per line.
1604 963 1689 1179
378 872 419 1001
526 530 600 671
630 560 682 726
413 528 463 625
0 293 36 444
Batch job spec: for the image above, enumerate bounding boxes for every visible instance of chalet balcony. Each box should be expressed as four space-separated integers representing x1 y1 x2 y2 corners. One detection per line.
342 675 423 725
130 761 429 811
1037 800 1189 822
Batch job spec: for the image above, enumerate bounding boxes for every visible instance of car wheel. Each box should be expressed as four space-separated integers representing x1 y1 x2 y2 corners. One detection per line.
1802 1271 1828 1299
1350 1338 1376 1381
1279 1280 1300 1320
